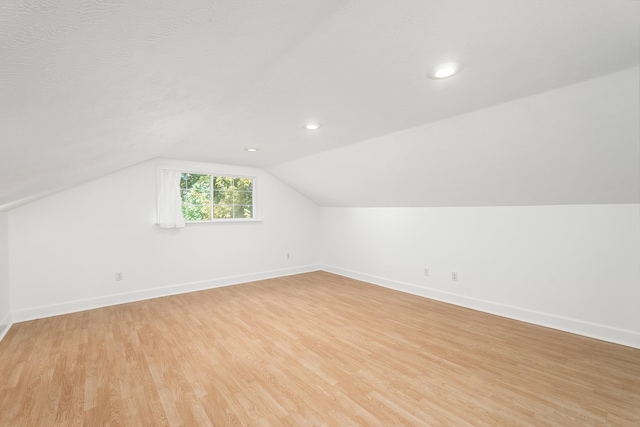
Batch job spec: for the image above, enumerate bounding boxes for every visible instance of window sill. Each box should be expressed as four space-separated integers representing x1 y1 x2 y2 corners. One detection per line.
184 218 263 225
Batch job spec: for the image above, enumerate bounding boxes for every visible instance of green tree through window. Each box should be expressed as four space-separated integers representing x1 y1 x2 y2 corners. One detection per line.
180 173 254 221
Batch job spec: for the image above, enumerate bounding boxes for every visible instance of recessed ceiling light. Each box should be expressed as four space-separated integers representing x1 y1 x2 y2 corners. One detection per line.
244 147 259 152
304 122 322 130
427 62 463 79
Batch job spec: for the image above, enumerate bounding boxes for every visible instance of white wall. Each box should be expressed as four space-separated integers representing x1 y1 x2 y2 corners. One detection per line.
0 211 10 339
321 204 640 348
268 67 640 348
8 158 321 321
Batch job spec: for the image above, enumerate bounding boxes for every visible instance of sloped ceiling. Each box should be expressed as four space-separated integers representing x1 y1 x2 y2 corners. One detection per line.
1 0 638 210
269 68 640 207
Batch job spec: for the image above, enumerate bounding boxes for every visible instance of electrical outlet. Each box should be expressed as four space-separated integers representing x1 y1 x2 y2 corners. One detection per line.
424 268 429 277
452 272 458 281
115 272 123 281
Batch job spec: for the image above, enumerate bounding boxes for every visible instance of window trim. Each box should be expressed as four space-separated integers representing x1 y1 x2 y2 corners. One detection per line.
163 168 261 224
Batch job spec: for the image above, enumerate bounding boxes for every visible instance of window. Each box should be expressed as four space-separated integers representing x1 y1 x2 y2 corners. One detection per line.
180 173 255 221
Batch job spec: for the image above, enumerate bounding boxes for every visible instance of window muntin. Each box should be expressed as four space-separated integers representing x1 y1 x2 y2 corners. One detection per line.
180 173 255 221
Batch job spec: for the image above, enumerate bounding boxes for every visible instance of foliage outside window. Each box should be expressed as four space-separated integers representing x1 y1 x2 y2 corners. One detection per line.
180 173 254 221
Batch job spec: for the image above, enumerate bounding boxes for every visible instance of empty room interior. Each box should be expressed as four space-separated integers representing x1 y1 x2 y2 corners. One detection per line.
0 0 639 425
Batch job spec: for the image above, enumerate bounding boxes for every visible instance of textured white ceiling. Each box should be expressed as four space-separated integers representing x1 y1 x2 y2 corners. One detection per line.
1 0 638 209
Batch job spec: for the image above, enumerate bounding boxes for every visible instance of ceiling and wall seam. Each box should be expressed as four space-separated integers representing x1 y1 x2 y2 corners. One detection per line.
1 1 638 210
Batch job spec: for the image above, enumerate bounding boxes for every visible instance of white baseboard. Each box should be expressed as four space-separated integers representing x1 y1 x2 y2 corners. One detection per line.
0 312 11 342
321 265 640 350
10 264 639 350
11 265 321 323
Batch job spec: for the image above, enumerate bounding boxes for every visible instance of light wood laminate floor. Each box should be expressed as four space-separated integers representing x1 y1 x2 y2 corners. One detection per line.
1 271 639 426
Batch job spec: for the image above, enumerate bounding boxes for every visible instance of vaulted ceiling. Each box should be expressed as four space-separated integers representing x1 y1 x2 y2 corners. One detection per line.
1 0 638 210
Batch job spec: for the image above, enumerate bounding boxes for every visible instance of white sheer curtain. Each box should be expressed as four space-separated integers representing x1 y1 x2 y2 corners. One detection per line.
157 170 185 228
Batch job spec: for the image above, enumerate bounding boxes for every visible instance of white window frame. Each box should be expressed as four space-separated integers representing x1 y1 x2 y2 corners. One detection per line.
163 168 261 224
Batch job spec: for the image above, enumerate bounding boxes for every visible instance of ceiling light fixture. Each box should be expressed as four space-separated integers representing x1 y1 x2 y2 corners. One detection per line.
304 122 322 130
427 62 463 79
244 147 259 152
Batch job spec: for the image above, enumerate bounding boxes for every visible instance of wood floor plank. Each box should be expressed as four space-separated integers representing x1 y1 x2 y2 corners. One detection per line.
1 271 639 426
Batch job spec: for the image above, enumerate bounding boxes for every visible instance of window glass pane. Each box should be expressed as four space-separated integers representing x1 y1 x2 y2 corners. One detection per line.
180 174 211 221
182 173 208 189
233 191 252 205
234 178 253 191
181 174 210 219
183 204 210 221
184 187 210 205
213 176 234 190
188 175 210 194
233 205 253 218
214 205 233 219
214 190 233 205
